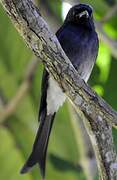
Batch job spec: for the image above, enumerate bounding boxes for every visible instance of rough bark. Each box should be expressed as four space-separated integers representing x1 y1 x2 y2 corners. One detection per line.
0 0 117 179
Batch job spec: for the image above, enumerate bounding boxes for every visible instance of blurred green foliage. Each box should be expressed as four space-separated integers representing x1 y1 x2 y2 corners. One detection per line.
0 0 117 180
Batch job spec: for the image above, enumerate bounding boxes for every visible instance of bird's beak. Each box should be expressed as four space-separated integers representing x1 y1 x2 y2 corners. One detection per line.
78 10 89 18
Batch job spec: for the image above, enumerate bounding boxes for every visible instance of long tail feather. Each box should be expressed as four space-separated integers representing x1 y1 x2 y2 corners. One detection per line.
20 114 55 179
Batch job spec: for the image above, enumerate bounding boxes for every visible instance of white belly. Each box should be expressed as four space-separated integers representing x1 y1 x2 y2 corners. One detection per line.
47 76 66 115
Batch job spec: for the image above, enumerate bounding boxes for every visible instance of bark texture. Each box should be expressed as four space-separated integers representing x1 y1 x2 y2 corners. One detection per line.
0 0 117 179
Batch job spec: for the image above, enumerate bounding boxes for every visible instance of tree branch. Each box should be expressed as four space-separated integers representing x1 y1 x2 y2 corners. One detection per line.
0 0 117 179
67 102 96 180
100 3 117 23
0 58 39 123
95 21 117 59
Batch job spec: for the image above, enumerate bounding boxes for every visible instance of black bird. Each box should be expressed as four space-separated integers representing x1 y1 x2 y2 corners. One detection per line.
21 3 99 178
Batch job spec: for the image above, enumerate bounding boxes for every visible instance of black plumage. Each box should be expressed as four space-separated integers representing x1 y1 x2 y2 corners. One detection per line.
21 3 99 179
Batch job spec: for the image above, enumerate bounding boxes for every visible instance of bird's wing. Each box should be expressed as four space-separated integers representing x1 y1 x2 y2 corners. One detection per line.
21 69 56 178
38 68 49 122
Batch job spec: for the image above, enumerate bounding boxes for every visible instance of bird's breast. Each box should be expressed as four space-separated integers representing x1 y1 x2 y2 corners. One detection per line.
47 76 66 115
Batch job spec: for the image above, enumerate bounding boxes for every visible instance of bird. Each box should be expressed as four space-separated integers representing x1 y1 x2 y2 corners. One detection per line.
20 3 99 179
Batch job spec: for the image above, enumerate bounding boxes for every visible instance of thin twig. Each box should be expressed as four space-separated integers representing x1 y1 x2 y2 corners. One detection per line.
0 58 39 123
100 3 117 23
95 21 117 59
67 102 96 180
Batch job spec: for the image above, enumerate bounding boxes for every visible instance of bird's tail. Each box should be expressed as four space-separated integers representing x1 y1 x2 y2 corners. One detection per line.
20 114 55 179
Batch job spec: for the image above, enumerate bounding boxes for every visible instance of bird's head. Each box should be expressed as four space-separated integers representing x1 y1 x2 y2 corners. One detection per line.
65 4 94 28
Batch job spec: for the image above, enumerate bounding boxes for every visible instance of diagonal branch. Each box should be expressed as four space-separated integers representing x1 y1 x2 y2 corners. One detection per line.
95 21 117 59
67 102 96 180
100 3 117 23
0 58 39 123
0 0 117 179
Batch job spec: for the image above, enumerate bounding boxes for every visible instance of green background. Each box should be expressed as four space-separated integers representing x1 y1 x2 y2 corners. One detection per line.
0 0 117 180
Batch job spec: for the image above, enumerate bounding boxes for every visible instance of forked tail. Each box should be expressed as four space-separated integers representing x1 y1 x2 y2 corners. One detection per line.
20 114 55 179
